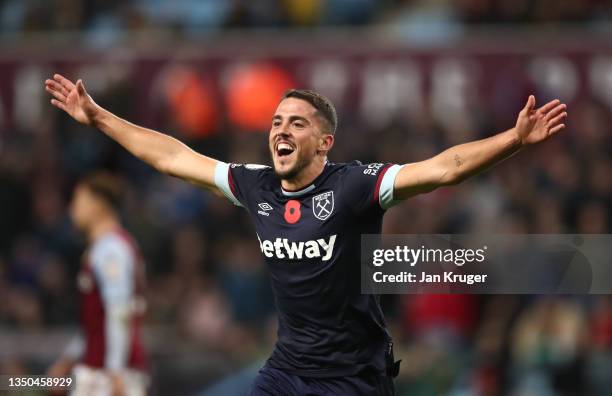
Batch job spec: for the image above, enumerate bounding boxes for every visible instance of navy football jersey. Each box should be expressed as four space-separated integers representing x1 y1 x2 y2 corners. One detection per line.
214 160 403 377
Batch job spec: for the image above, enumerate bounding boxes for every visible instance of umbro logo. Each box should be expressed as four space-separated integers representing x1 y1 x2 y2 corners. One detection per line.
258 202 273 216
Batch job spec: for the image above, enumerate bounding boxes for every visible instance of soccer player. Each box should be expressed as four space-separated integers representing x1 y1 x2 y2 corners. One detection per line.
47 172 148 396
45 74 567 395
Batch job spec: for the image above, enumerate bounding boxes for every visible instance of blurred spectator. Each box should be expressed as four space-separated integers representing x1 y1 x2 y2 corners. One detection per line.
510 297 588 395
587 296 612 395
1 0 611 43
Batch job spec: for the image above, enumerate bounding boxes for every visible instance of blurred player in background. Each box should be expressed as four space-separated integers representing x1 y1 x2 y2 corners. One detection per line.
45 74 566 395
47 172 148 396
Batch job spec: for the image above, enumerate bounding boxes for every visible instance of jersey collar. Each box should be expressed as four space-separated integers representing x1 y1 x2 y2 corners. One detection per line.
280 160 331 197
281 183 316 197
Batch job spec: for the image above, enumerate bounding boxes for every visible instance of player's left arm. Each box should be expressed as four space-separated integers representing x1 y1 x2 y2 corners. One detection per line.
91 237 134 395
393 95 567 200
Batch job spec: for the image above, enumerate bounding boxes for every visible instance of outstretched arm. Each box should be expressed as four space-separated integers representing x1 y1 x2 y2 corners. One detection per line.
393 95 567 200
45 74 219 191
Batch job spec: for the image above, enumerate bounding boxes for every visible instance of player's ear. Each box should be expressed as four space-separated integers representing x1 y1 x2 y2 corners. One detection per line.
318 133 334 155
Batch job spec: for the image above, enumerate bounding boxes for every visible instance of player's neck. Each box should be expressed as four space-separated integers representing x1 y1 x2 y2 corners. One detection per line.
87 215 120 243
281 157 326 192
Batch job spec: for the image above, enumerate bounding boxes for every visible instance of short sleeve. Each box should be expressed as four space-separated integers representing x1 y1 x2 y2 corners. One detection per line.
344 162 404 213
214 162 269 208
90 236 134 306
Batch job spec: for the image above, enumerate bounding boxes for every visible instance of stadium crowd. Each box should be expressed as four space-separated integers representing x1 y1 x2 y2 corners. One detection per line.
1 0 611 37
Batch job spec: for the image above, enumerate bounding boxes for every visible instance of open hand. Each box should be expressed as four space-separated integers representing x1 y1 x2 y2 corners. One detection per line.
45 74 99 126
515 95 567 146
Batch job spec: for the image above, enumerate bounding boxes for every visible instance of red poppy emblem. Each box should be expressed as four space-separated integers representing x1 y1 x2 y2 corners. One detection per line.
284 200 301 224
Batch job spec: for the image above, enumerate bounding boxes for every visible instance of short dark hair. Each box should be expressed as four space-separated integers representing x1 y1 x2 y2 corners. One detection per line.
80 171 125 211
282 89 337 134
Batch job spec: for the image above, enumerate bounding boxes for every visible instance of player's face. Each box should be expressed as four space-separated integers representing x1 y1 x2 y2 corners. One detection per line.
269 98 327 180
69 184 99 231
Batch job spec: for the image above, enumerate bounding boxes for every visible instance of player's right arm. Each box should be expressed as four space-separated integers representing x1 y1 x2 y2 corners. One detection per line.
44 74 219 192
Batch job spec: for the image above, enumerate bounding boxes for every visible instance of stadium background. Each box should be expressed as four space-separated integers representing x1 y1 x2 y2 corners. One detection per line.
0 1 611 395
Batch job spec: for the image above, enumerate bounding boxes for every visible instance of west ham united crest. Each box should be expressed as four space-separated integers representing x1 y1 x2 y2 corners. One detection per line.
312 191 334 221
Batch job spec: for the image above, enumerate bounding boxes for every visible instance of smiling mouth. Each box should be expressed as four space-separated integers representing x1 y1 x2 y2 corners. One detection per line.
276 142 295 157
